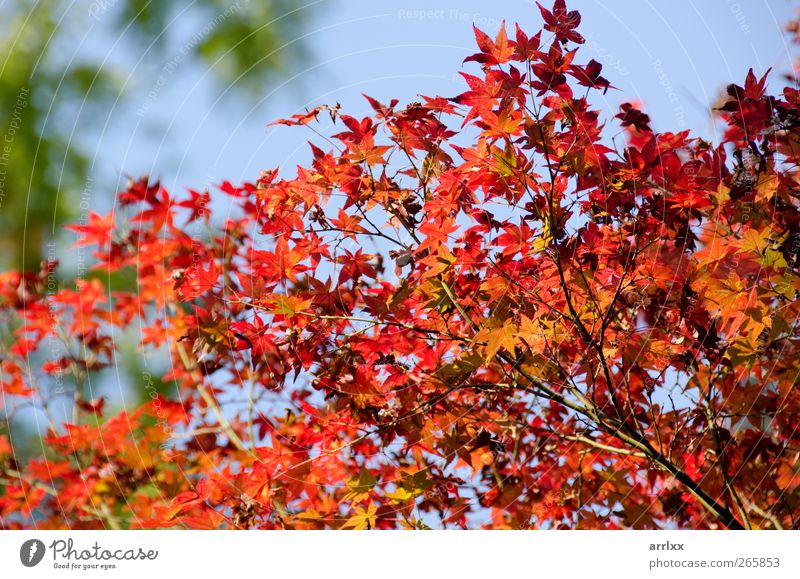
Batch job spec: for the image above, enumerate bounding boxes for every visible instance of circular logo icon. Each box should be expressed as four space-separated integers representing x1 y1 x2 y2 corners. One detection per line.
20 539 46 567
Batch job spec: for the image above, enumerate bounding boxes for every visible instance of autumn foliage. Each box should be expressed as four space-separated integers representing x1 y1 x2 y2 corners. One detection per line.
2 1 800 529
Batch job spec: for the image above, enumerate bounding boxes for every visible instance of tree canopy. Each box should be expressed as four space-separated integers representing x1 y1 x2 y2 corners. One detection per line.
1 1 799 529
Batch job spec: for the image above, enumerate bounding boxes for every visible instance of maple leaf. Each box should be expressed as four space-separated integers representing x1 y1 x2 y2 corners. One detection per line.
269 105 339 127
570 59 611 93
118 176 164 205
464 23 514 66
514 24 541 61
65 211 114 248
475 318 517 362
343 467 378 503
175 260 219 301
537 0 584 44
268 294 313 316
616 102 651 132
329 208 368 236
341 501 377 530
177 189 212 222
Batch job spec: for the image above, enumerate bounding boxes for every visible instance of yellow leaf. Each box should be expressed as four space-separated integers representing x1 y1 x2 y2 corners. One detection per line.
270 294 312 316
342 502 377 530
737 227 769 255
755 173 778 204
480 318 517 362
386 488 418 503
296 508 323 521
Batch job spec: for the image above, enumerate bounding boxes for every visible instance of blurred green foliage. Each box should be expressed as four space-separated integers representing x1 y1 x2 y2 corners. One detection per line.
120 0 311 92
0 0 315 269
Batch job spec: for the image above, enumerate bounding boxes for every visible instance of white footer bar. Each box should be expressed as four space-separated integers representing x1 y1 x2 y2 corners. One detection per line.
1 530 797 578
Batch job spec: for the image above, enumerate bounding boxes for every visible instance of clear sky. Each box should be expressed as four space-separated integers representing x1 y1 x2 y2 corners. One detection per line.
77 0 797 208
